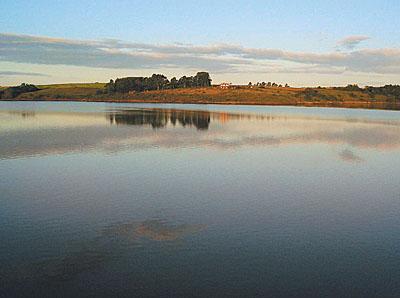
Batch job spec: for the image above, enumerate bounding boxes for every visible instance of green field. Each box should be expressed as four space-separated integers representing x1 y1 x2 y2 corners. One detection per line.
38 83 106 89
13 83 105 99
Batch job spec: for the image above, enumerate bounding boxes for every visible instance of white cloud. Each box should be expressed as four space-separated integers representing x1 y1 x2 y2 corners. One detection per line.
0 70 47 77
1 33 400 79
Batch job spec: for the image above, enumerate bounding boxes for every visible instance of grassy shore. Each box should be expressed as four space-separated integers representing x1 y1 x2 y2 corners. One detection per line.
3 83 400 110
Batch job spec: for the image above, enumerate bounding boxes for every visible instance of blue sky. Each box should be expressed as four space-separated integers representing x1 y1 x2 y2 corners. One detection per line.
1 0 400 86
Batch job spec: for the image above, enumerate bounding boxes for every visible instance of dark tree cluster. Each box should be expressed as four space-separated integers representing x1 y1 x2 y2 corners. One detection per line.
334 84 400 100
364 85 400 99
334 84 363 92
248 82 289 88
0 83 39 99
104 72 212 94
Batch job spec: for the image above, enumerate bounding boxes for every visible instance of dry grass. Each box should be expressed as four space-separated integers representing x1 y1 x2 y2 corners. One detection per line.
8 84 399 110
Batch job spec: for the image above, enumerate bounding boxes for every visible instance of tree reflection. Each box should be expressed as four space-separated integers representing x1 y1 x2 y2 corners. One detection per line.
8 111 36 118
108 109 210 130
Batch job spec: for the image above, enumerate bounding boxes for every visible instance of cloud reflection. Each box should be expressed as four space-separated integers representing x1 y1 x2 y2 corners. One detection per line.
103 219 206 242
1 107 400 159
1 218 205 295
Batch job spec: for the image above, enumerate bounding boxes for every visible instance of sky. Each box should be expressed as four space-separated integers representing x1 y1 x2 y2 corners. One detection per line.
1 0 400 86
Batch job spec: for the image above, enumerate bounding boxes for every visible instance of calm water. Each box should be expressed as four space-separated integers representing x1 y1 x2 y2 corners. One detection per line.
1 102 400 297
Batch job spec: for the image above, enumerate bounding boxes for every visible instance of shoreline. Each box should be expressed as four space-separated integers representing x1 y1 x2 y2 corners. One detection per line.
2 97 399 111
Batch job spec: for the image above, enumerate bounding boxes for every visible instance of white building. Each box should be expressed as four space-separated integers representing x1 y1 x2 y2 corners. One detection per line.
219 82 232 89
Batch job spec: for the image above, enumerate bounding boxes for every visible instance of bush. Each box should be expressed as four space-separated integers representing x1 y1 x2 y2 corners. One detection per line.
0 83 39 99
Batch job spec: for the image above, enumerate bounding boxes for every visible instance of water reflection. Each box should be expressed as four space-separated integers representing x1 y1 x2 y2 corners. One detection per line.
1 238 113 294
1 218 205 295
103 219 206 241
2 102 400 297
108 109 211 130
338 148 364 163
1 105 400 160
36 248 112 282
8 110 36 118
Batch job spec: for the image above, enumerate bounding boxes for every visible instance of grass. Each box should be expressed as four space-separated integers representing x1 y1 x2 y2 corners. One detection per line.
38 82 106 89
4 83 399 110
16 83 104 100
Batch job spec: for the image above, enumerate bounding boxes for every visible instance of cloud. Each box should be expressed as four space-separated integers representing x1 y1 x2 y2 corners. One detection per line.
337 35 370 50
1 33 400 75
0 70 48 77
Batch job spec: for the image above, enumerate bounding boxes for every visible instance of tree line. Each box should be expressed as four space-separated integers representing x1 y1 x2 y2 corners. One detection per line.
334 84 400 99
103 72 212 94
248 81 290 88
0 83 39 99
108 109 210 130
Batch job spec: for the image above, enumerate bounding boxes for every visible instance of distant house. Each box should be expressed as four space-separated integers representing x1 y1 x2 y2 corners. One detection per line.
219 82 232 89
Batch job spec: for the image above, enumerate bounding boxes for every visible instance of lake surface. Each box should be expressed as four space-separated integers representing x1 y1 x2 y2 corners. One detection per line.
1 102 400 297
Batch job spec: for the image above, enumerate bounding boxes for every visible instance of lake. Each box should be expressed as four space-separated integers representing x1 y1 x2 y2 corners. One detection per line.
1 101 400 297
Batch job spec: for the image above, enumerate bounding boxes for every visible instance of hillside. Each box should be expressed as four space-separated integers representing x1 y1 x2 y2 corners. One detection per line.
3 83 400 110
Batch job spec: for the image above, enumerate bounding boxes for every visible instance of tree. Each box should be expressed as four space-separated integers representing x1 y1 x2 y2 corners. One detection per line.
194 72 212 87
106 79 116 93
115 77 144 92
104 72 213 94
178 76 189 88
149 74 169 90
170 77 178 89
344 84 362 91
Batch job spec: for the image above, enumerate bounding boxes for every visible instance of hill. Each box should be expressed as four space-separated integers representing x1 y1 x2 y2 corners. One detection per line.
2 83 400 110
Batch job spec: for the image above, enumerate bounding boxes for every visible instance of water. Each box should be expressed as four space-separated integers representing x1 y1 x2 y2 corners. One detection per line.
1 101 400 297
